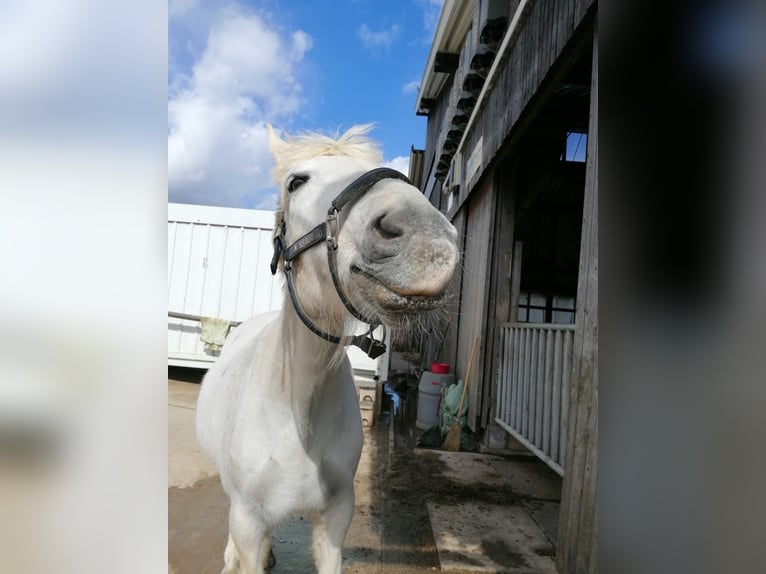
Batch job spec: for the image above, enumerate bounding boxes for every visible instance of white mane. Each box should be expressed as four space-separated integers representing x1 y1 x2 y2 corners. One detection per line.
269 124 384 189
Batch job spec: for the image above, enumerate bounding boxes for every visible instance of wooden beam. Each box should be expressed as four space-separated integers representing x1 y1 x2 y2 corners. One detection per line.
483 161 517 431
416 98 436 116
557 25 598 574
434 51 460 73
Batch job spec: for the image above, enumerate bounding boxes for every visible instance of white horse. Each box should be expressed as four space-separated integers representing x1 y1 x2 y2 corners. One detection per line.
196 124 459 574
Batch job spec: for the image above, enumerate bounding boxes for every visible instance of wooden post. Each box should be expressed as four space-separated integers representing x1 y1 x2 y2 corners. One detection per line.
483 161 516 436
557 26 598 574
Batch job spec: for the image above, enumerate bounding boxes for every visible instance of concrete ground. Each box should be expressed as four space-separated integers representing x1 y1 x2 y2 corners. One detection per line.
169 372 562 573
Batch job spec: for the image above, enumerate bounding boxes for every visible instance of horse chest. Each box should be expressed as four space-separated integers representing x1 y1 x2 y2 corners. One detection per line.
229 394 346 517
251 432 326 514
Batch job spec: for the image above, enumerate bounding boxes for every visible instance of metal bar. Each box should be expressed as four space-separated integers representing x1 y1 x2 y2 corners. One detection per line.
495 417 564 477
529 328 538 441
497 327 506 421
168 311 242 327
496 322 575 475
504 326 512 424
512 325 521 428
535 327 545 448
501 326 509 423
560 329 573 469
522 327 531 436
552 329 562 463
502 322 576 331
234 227 245 319
543 328 553 455
216 225 230 318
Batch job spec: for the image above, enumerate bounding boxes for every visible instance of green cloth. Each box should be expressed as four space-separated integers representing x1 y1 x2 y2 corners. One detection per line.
200 317 231 352
439 379 469 435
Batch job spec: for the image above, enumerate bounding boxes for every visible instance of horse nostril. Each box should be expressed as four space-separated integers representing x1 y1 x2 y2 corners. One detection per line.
373 213 404 240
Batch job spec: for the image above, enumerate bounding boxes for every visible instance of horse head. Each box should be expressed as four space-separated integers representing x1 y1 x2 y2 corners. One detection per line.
268 124 459 341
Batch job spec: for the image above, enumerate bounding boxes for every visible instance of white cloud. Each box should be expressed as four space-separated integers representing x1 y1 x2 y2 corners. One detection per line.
418 0 444 41
401 79 419 94
384 155 410 177
168 7 312 208
357 23 401 49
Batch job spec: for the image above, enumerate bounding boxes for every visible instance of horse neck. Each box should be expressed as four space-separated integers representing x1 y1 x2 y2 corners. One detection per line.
276 301 347 435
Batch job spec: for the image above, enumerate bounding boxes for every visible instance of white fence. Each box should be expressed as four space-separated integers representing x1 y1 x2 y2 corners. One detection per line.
168 203 282 368
495 322 574 476
167 203 388 380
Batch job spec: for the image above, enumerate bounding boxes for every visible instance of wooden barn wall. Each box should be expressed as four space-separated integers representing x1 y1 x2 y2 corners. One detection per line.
439 208 466 369
454 175 494 431
424 86 451 186
449 0 595 219
557 27 598 574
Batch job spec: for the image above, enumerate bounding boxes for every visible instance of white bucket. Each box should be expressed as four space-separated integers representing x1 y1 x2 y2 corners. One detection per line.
415 369 455 430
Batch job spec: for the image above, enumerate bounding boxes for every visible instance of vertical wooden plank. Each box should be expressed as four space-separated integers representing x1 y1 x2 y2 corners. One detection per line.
574 0 589 25
453 178 492 432
510 241 523 322
442 209 465 370
482 168 502 429
485 162 517 436
558 26 598 574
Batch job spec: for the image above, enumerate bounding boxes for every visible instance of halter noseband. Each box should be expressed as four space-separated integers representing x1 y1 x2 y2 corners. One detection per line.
270 167 411 359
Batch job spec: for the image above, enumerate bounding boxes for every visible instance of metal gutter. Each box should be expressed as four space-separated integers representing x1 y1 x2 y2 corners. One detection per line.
414 0 474 114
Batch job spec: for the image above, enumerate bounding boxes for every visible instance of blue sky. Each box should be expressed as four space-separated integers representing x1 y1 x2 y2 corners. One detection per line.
168 0 443 210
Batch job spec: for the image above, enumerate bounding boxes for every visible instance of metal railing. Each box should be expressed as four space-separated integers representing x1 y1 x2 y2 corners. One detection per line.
495 322 574 476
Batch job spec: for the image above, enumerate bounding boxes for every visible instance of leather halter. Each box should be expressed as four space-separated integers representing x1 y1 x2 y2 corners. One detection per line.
270 167 411 359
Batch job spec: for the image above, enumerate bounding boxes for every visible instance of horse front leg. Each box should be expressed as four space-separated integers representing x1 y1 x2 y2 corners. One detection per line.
312 488 355 574
228 501 274 574
220 534 239 574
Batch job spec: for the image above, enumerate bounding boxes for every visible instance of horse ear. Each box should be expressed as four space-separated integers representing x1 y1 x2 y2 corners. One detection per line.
266 124 285 156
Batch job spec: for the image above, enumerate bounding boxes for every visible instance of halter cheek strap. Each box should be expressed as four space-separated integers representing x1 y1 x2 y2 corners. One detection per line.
270 167 411 359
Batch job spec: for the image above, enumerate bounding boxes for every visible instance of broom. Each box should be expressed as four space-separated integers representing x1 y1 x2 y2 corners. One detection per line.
442 336 479 451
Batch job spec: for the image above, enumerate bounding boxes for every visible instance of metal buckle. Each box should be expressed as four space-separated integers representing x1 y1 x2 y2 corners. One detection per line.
326 210 339 250
365 325 387 359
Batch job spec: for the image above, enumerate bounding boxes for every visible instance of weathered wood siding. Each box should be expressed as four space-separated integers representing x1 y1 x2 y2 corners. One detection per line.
424 85 451 186
557 26 598 574
482 162 516 428
455 175 494 430
439 208 466 369
449 0 595 219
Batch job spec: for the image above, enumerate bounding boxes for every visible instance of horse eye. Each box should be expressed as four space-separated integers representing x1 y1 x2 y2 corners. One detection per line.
287 175 309 193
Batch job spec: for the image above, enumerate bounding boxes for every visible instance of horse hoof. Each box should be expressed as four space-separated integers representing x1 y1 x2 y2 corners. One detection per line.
267 548 276 569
